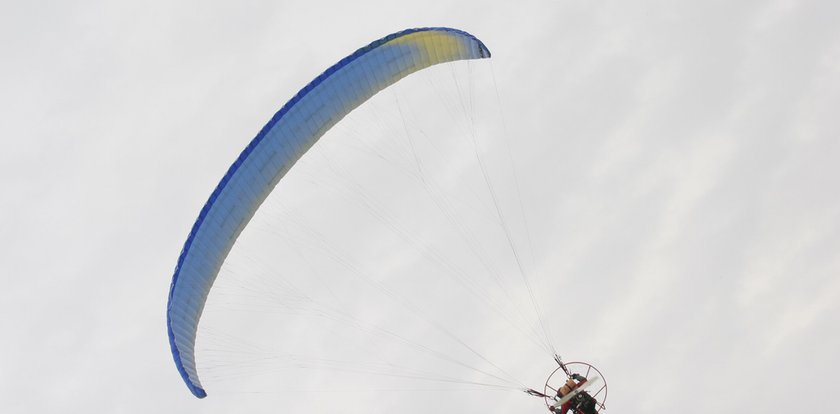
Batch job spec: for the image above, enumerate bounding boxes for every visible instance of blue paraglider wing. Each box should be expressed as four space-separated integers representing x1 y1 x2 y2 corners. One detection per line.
166 27 490 398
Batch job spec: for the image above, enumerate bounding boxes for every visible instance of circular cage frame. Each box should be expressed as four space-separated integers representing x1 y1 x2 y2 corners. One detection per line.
543 361 608 412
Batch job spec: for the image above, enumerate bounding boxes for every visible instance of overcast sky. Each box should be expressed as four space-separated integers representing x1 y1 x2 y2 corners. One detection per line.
2 0 839 413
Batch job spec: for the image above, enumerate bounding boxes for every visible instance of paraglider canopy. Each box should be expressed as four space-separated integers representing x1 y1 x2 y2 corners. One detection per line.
166 27 491 398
